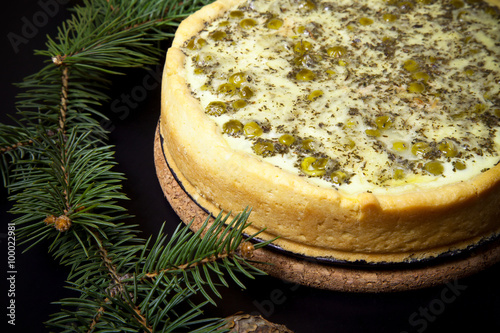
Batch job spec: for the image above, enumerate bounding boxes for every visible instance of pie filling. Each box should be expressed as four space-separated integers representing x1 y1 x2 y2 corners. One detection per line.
181 0 500 195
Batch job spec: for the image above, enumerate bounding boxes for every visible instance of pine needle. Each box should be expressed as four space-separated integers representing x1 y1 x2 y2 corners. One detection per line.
1 0 278 331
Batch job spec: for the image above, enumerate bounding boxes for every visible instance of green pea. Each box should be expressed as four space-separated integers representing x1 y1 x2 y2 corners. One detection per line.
222 120 243 135
232 99 248 110
239 86 254 99
243 121 263 137
331 170 348 184
296 69 316 81
279 134 295 146
359 17 374 25
301 157 328 176
253 141 274 156
327 46 347 58
267 18 283 30
205 101 226 116
240 18 257 29
424 161 444 176
217 83 237 96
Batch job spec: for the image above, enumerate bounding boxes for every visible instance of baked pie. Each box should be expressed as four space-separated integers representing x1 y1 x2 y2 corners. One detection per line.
160 0 500 263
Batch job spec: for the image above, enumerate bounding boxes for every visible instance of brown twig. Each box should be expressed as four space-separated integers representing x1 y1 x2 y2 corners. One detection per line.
94 234 153 333
50 54 73 215
143 252 231 279
0 128 60 156
60 70 69 133
52 55 69 134
0 139 34 154
88 306 105 333
143 241 255 279
98 242 122 284
61 164 72 216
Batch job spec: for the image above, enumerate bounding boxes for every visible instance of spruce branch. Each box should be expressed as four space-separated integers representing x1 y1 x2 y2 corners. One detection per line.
0 138 35 154
137 210 273 306
45 212 268 332
0 0 288 331
92 229 153 333
3 0 214 158
7 127 129 257
56 60 70 134
2 0 215 158
88 305 105 333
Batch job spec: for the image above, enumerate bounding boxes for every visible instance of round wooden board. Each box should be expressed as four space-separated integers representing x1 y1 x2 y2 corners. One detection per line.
154 124 500 292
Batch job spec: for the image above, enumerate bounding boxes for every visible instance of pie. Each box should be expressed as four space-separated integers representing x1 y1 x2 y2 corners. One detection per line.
160 0 500 263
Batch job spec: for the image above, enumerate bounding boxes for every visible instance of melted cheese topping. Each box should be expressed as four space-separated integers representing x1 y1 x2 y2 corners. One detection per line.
181 0 500 195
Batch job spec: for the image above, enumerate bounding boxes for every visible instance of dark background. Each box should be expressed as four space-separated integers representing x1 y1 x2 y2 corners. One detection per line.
1 1 500 332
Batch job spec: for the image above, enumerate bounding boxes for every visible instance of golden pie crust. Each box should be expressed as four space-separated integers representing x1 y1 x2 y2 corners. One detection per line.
160 0 500 263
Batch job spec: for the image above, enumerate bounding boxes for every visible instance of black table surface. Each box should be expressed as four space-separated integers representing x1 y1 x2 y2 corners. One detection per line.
1 1 500 332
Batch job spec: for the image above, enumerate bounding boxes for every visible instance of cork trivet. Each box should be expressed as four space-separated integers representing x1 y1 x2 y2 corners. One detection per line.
154 124 500 292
